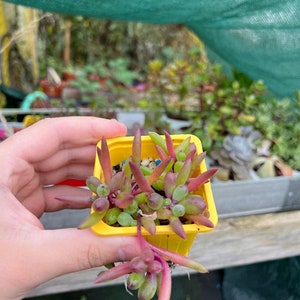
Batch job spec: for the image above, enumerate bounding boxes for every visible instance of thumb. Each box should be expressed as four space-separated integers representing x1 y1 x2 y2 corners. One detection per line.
37 228 142 282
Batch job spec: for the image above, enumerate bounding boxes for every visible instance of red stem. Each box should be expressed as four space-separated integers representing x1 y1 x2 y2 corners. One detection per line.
148 243 208 273
155 254 172 300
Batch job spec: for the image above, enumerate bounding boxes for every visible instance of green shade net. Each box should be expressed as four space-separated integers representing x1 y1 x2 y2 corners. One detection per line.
5 0 300 98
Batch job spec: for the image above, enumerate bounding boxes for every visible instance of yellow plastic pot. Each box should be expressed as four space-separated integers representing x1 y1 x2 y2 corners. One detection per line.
91 134 218 256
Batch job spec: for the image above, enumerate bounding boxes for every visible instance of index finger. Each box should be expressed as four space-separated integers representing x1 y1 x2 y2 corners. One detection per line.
4 116 127 163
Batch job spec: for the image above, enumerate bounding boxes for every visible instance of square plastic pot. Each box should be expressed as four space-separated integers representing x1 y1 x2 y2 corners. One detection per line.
91 134 218 256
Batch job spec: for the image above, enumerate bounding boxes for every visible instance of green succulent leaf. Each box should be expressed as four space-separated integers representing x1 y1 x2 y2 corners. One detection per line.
172 184 188 202
175 136 191 155
148 131 167 153
127 272 146 290
176 158 192 185
78 211 105 229
86 176 102 193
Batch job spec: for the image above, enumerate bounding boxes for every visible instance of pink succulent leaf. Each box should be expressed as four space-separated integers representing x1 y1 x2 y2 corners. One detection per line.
132 128 141 166
164 130 176 158
181 195 206 215
97 137 112 184
147 258 163 274
94 261 132 284
155 144 168 160
114 192 134 209
184 213 215 228
141 245 155 265
191 152 207 174
163 172 177 198
129 256 148 273
169 216 187 240
185 146 196 161
149 243 208 273
92 197 110 213
147 193 164 211
187 168 218 192
108 171 125 192
147 157 173 186
155 254 172 300
129 161 154 193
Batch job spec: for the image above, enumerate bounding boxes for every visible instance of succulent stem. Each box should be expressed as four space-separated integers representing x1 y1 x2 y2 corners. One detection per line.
155 254 172 300
149 243 208 273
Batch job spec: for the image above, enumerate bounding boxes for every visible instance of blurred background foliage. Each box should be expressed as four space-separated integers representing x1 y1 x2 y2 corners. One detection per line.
37 14 202 77
1 5 300 171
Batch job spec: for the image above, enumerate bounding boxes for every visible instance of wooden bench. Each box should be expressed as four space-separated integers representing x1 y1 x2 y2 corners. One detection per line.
27 209 300 297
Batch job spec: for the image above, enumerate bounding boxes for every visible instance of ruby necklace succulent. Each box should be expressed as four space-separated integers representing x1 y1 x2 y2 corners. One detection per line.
59 130 217 300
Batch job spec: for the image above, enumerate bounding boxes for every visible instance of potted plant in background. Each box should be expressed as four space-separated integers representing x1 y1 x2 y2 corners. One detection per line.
137 51 300 219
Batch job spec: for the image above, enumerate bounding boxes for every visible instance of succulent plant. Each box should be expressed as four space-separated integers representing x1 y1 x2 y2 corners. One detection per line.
210 126 262 180
63 129 218 300
209 126 295 181
252 155 294 178
81 130 217 233
252 139 294 178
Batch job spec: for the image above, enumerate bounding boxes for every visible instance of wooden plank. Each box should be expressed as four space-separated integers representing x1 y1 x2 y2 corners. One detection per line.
28 210 300 298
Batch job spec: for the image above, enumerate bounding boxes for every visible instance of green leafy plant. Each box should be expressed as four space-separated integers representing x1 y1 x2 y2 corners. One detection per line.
253 95 300 171
143 51 266 141
68 59 140 110
143 49 206 121
61 130 217 300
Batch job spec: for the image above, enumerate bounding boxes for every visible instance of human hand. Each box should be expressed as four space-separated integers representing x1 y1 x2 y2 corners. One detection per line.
0 117 141 299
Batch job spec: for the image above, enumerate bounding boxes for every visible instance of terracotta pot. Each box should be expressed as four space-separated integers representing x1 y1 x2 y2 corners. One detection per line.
40 78 68 98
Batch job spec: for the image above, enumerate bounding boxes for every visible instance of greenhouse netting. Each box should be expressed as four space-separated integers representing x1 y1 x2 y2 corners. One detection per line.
5 0 300 98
